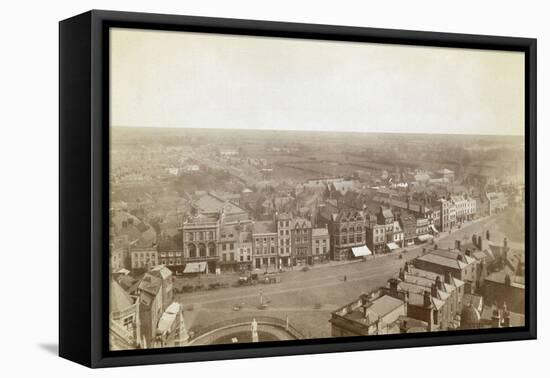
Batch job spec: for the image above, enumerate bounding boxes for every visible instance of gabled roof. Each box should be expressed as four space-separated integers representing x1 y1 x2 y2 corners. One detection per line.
380 208 394 218
110 279 135 314
150 265 173 280
292 217 311 229
138 274 162 296
416 253 468 270
335 209 365 223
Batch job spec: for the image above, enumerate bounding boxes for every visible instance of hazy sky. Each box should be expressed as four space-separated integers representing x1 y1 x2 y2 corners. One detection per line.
110 28 525 136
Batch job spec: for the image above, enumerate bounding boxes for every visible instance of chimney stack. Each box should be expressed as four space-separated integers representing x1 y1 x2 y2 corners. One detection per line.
491 307 501 328
444 271 452 284
423 290 432 308
389 278 400 296
400 320 408 334
398 268 405 281
455 240 461 251
502 303 511 327
435 276 443 290
465 249 472 257
504 274 511 286
431 283 438 298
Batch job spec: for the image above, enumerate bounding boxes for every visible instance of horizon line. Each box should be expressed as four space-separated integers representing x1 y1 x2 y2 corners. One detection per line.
110 125 525 138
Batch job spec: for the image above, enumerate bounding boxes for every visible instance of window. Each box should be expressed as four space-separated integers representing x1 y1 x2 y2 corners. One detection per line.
199 244 206 257
222 244 227 251
123 316 133 330
188 244 197 258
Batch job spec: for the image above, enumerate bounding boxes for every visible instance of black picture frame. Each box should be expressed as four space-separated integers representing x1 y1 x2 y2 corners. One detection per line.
59 9 537 368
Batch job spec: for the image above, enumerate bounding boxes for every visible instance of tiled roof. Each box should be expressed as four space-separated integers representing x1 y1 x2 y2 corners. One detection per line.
312 228 329 237
194 194 225 213
252 220 277 235
416 253 468 270
150 265 173 280
367 295 404 318
110 279 134 313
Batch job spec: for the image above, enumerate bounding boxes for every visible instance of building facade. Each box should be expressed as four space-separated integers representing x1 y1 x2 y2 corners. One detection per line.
328 210 366 260
252 221 278 270
291 217 312 266
437 198 456 232
130 247 158 271
311 227 330 263
182 215 219 273
276 213 293 267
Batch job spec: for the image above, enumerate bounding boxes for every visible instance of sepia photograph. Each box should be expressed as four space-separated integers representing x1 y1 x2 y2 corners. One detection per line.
108 27 526 351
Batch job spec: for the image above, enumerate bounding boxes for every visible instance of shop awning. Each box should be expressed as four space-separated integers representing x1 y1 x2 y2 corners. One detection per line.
387 242 399 250
157 302 181 335
417 234 434 242
352 245 372 257
430 225 438 233
183 262 207 274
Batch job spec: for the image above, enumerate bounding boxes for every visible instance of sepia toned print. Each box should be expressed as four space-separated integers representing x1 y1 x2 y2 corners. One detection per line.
108 28 525 351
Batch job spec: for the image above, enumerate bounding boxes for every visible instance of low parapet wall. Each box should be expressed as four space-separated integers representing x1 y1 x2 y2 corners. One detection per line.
188 316 304 345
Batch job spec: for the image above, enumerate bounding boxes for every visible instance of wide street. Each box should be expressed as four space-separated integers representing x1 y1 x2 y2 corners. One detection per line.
178 210 516 339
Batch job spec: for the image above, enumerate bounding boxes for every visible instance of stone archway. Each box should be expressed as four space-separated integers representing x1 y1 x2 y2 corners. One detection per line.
208 242 216 257
188 243 197 258
198 243 207 257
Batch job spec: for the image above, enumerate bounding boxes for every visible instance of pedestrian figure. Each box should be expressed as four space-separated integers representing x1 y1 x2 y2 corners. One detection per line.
343 275 347 282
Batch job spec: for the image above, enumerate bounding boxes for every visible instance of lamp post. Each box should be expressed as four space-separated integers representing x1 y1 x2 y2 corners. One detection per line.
259 288 263 306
